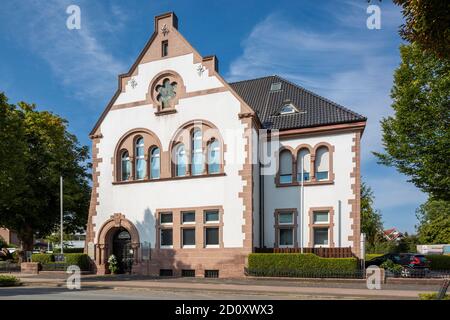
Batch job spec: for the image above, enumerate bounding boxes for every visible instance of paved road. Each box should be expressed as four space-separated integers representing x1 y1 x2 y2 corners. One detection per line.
0 285 365 300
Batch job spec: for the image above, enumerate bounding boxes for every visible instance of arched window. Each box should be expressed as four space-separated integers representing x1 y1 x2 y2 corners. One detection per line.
191 129 203 176
279 150 293 184
175 144 187 177
121 151 131 181
135 137 146 180
207 139 220 174
150 147 160 179
297 149 310 182
315 146 329 181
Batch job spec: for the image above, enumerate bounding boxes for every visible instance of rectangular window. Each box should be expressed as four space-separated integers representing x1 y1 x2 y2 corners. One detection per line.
279 228 294 247
297 172 310 182
182 228 195 247
160 212 173 224
204 270 219 278
278 212 293 224
159 269 173 277
160 229 173 247
182 211 195 224
181 269 195 277
205 227 219 247
313 211 329 224
313 227 329 247
204 210 219 223
162 40 168 57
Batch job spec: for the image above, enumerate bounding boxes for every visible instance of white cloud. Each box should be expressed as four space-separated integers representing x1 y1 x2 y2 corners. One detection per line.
1 0 126 103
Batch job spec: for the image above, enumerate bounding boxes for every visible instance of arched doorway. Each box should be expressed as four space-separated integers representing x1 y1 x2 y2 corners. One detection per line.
96 213 141 275
112 228 133 274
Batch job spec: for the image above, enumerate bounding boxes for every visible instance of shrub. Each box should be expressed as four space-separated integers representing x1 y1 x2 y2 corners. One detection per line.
64 253 90 271
425 255 450 270
365 254 383 261
31 253 54 264
419 293 450 300
108 255 119 274
247 253 358 277
0 236 7 249
380 259 403 274
0 275 20 287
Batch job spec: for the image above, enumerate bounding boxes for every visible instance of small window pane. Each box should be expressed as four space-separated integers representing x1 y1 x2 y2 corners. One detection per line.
314 228 329 246
182 228 195 246
150 148 160 179
175 144 187 177
279 212 293 224
205 228 219 246
279 228 293 246
208 140 220 174
316 171 329 180
160 213 173 224
205 210 219 223
313 212 329 223
280 174 292 184
161 229 173 246
182 212 195 223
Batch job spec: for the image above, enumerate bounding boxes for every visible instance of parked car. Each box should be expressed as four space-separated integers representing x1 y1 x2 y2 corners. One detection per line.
366 253 430 277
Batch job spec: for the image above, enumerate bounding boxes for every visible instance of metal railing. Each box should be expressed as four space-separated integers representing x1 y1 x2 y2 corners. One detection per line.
0 262 21 273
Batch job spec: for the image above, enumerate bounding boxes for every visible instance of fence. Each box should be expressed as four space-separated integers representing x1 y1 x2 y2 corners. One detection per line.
0 262 20 273
385 269 450 279
254 247 355 258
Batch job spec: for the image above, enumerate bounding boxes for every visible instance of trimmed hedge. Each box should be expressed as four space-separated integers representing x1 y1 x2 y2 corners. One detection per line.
425 255 450 270
247 253 359 277
31 253 54 264
32 253 91 271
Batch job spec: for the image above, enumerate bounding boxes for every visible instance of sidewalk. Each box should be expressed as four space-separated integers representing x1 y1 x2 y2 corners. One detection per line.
13 273 436 299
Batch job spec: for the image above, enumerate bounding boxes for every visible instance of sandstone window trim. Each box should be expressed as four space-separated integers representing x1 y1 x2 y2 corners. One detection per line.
308 206 335 248
274 208 298 248
275 142 335 187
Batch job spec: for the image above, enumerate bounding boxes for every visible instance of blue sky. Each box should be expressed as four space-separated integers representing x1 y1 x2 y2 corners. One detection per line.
0 0 427 233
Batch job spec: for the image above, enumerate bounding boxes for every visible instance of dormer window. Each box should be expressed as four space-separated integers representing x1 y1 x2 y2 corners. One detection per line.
279 103 298 115
270 82 282 91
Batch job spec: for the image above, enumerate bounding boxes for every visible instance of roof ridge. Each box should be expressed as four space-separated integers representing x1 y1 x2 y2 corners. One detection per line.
228 74 278 85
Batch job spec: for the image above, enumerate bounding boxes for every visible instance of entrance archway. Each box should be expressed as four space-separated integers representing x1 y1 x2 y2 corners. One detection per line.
96 213 140 274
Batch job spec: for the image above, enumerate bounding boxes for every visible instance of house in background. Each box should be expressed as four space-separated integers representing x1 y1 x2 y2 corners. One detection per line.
0 228 20 247
86 12 366 277
383 228 404 241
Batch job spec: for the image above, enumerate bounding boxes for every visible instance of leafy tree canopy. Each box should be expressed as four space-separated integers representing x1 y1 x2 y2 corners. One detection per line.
394 0 450 60
374 43 450 200
0 93 91 250
416 199 450 244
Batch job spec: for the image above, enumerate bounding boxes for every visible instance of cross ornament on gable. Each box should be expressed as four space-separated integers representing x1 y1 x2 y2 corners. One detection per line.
196 64 206 76
161 24 169 36
129 77 138 89
156 79 177 109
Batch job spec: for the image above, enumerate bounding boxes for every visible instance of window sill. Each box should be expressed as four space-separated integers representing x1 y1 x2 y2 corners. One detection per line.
113 172 226 185
155 109 177 116
160 246 173 249
276 180 334 188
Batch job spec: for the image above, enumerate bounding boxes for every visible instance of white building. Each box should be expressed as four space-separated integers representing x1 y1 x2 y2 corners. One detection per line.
86 12 366 277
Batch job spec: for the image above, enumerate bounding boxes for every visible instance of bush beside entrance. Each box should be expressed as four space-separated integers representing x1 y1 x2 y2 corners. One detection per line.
31 253 91 271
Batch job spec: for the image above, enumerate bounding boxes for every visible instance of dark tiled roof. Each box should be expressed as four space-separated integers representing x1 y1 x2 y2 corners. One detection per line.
229 75 366 130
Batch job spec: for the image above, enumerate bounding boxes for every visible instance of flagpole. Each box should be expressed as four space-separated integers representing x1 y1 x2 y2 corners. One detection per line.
60 176 64 254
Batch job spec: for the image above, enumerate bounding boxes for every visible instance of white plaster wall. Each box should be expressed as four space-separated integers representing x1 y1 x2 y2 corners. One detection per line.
262 132 356 248
93 55 247 248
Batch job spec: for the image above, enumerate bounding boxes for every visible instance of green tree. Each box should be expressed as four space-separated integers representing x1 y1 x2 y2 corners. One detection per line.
0 93 26 216
0 93 91 250
393 0 450 60
416 199 450 244
374 43 450 200
360 181 384 247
